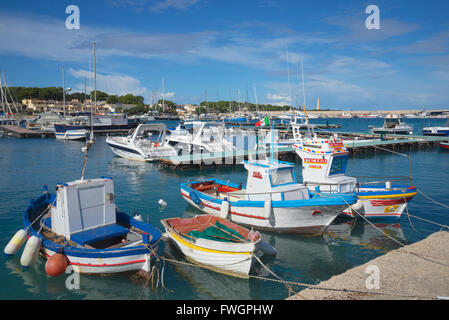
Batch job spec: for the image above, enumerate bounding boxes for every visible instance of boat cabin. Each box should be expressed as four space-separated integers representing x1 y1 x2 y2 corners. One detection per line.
50 178 131 249
128 123 168 146
293 129 357 193
243 160 310 201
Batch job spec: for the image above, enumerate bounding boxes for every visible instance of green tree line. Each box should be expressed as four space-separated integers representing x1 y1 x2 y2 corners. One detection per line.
198 100 291 113
8 87 144 107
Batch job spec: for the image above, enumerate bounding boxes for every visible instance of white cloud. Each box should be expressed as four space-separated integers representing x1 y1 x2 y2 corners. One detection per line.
161 92 175 99
68 68 149 99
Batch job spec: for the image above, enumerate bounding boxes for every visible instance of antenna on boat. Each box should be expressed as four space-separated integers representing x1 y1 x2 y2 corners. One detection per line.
300 61 309 124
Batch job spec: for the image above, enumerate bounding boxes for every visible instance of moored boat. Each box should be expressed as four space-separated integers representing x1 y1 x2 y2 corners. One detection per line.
369 114 413 135
180 159 357 235
13 177 163 276
422 126 449 137
55 129 88 140
293 122 417 220
161 214 268 278
106 123 177 161
438 141 449 150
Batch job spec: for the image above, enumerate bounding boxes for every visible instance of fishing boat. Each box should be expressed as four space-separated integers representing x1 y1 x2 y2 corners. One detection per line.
293 123 417 220
55 129 88 140
106 123 177 161
167 121 234 154
438 141 449 150
369 114 413 135
180 159 357 235
3 103 162 278
161 214 271 278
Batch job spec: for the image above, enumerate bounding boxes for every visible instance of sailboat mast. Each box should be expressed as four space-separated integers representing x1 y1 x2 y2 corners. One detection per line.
301 61 306 108
162 76 165 113
253 84 259 113
62 65 66 119
93 41 97 115
286 47 292 111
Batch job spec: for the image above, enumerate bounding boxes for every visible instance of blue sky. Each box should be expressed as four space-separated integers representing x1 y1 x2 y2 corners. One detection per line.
0 0 448 110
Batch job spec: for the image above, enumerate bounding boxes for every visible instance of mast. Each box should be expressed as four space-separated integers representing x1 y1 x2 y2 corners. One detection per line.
301 61 306 108
162 76 165 113
62 65 66 119
93 41 97 115
253 84 259 114
3 72 19 114
286 46 292 111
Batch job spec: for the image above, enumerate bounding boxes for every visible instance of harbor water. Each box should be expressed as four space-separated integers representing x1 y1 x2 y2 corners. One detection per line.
0 118 448 300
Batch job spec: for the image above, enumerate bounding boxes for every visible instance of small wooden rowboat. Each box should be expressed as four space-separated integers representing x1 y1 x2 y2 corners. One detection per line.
161 215 264 278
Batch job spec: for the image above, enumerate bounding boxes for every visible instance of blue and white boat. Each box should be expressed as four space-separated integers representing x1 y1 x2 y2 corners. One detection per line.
293 123 417 220
19 177 162 275
55 129 88 140
422 126 449 137
180 159 357 235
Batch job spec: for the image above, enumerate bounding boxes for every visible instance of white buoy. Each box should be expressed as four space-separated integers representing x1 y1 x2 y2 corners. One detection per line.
349 199 363 212
20 235 42 268
219 199 230 219
257 240 277 256
385 181 392 190
263 194 272 219
4 229 27 256
158 199 167 208
133 213 144 222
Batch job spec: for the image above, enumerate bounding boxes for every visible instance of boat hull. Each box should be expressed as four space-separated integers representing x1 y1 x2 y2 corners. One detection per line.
180 181 355 236
106 137 147 161
164 230 254 277
342 186 417 220
55 130 87 141
438 142 449 150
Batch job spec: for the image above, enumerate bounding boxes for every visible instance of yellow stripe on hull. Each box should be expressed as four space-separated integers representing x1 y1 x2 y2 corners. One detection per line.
358 191 417 200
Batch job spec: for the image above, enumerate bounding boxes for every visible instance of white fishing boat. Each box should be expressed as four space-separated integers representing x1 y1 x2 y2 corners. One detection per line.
4 134 162 277
55 129 88 140
293 122 417 220
369 114 413 135
180 159 357 235
167 121 234 154
106 123 177 161
161 214 272 278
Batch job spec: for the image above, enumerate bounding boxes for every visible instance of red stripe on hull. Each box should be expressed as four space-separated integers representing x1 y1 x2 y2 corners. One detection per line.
182 192 268 220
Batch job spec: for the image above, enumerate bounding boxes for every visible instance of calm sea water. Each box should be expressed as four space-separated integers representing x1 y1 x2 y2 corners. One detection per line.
0 118 448 300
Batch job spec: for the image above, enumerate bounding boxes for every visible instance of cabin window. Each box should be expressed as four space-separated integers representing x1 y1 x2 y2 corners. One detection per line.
270 169 295 186
329 156 348 175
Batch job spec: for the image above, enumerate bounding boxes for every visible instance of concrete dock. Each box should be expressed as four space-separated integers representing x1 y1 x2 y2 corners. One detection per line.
288 231 449 300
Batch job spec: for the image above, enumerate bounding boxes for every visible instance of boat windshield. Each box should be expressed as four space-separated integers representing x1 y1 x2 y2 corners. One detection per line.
329 155 348 176
385 118 400 128
270 168 296 186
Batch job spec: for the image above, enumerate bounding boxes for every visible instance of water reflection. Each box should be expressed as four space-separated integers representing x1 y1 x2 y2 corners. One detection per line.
325 217 406 251
107 157 158 188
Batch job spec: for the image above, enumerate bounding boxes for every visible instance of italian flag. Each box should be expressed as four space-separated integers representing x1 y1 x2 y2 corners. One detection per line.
255 116 270 126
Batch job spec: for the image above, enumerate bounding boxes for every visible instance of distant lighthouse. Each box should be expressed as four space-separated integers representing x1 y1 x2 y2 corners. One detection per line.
317 97 320 111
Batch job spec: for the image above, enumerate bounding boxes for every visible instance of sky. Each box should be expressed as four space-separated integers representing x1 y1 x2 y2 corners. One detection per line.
0 0 448 110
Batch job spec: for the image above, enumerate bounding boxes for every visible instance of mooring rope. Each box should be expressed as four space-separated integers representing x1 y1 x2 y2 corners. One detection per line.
339 196 449 268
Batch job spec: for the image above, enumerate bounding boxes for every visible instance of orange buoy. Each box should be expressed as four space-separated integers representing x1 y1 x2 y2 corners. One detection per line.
45 249 69 277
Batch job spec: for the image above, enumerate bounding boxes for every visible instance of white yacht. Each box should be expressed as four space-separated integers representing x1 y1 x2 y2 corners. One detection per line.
369 114 413 135
166 121 234 154
106 123 177 161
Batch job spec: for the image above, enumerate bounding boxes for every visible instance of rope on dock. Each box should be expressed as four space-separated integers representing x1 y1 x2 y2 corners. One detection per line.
143 249 442 300
339 196 449 269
